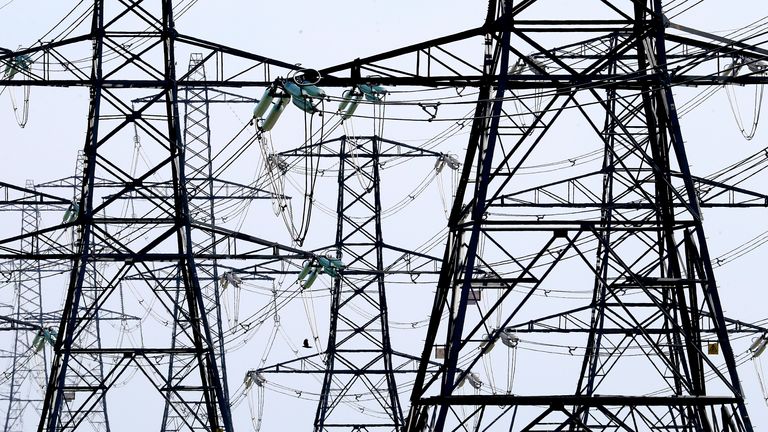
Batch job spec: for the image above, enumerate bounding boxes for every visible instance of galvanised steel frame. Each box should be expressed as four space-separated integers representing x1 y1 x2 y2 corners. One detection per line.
384 1 768 431
161 52 227 432
2 0 768 430
253 136 443 432
2 181 49 432
0 173 117 432
56 153 112 432
0 1 314 430
0 182 64 430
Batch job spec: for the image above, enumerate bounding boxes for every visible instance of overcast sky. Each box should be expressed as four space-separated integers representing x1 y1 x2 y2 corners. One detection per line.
3 1 768 431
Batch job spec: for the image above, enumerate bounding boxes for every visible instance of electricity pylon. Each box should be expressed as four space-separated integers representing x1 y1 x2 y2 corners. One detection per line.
2 181 48 432
0 177 111 432
3 0 768 430
161 52 228 432
383 1 768 430
0 181 70 431
0 2 313 430
251 136 445 432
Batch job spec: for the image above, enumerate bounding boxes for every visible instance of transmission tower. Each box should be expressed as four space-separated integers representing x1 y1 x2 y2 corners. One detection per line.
0 181 71 430
370 1 768 430
1 156 140 432
2 180 48 432
0 163 304 432
251 136 445 432
4 1 768 431
0 1 315 430
55 152 112 432
162 52 228 432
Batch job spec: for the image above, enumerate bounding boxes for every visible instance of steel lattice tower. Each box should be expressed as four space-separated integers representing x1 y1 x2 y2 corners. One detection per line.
318 136 405 431
0 0 314 428
162 52 228 432
311 137 439 432
0 0 314 429
35 4 233 429
0 179 100 431
3 180 48 432
3 0 768 430
58 153 111 432
253 136 444 432
399 1 761 430
0 156 158 432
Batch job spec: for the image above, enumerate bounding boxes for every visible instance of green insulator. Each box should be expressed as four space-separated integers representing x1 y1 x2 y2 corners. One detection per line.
300 84 325 99
338 89 353 112
358 84 386 102
32 333 45 352
342 93 363 120
297 260 313 281
43 329 57 345
253 88 274 119
291 95 317 114
283 80 303 98
357 84 373 95
260 97 290 132
318 256 344 278
18 55 31 73
286 78 325 99
303 268 319 289
2 62 13 80
3 55 31 80
62 202 78 223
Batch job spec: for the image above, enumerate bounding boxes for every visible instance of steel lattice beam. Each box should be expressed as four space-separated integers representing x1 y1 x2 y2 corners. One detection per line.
250 136 444 432
402 1 757 431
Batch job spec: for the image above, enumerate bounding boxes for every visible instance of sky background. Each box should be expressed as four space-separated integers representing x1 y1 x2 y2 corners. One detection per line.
3 1 768 431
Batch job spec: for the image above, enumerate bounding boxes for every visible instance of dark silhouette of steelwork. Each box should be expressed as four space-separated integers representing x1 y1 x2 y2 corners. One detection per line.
2 181 49 432
376 1 768 430
2 0 768 431
161 52 228 432
0 182 65 432
0 172 119 432
0 1 312 430
252 136 443 432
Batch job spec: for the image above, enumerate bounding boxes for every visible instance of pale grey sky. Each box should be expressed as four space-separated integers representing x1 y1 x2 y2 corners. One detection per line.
3 1 768 431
